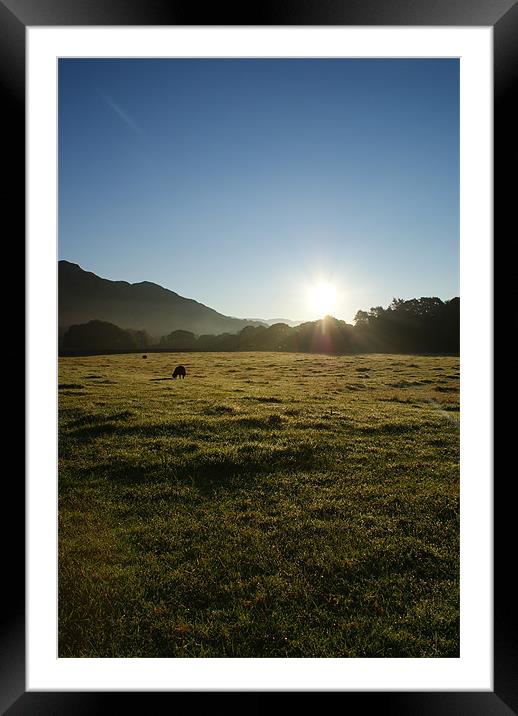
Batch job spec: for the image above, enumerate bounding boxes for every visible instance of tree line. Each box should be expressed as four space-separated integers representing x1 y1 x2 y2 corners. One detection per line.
60 296 459 355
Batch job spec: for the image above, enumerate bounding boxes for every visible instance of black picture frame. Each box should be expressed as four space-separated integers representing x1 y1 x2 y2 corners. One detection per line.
7 0 509 711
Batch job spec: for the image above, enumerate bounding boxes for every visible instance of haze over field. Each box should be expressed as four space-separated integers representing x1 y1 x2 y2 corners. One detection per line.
59 58 459 323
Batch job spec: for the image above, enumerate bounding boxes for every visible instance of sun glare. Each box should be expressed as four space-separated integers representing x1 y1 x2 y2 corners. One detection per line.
308 281 338 318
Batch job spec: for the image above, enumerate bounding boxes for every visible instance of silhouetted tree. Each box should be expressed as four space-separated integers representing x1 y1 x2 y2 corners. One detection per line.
160 330 197 349
354 310 370 325
351 296 459 353
239 325 268 350
61 297 460 356
262 323 291 350
127 329 151 348
63 320 137 350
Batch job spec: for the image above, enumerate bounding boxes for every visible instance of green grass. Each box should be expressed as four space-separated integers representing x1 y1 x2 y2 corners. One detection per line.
58 351 459 657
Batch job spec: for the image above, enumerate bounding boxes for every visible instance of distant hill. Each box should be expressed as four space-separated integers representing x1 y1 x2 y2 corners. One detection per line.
266 318 303 327
245 318 302 327
59 261 264 339
59 292 459 355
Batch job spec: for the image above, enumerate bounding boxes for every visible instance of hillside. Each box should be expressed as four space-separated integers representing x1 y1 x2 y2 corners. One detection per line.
59 261 263 339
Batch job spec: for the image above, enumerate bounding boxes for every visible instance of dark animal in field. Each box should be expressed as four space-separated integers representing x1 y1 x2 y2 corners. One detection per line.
172 365 187 379
142 355 147 359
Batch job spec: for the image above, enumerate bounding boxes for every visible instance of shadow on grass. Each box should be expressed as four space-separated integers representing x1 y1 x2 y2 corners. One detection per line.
237 415 284 429
353 423 425 436
68 410 135 429
68 411 292 442
202 405 237 415
69 442 321 494
69 418 210 442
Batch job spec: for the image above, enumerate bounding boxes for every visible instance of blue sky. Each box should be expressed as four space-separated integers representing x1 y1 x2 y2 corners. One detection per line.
59 58 459 323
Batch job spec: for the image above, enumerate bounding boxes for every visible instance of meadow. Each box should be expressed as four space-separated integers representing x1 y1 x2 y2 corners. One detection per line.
58 351 459 658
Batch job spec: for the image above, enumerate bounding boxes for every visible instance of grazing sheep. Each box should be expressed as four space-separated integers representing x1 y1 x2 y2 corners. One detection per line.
172 365 187 379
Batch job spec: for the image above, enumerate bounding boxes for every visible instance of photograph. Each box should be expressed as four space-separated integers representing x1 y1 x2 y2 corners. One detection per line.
57 56 461 658
4 0 505 704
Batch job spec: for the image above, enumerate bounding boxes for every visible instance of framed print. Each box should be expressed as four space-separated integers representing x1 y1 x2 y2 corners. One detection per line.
5 0 512 711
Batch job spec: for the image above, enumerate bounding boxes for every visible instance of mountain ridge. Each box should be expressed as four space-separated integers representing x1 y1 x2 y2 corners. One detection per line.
59 261 266 339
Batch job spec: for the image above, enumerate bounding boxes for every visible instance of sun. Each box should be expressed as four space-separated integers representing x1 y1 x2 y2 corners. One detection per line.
308 281 338 318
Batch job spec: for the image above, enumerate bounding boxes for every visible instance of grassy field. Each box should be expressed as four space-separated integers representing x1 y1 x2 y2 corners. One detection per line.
58 351 459 658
